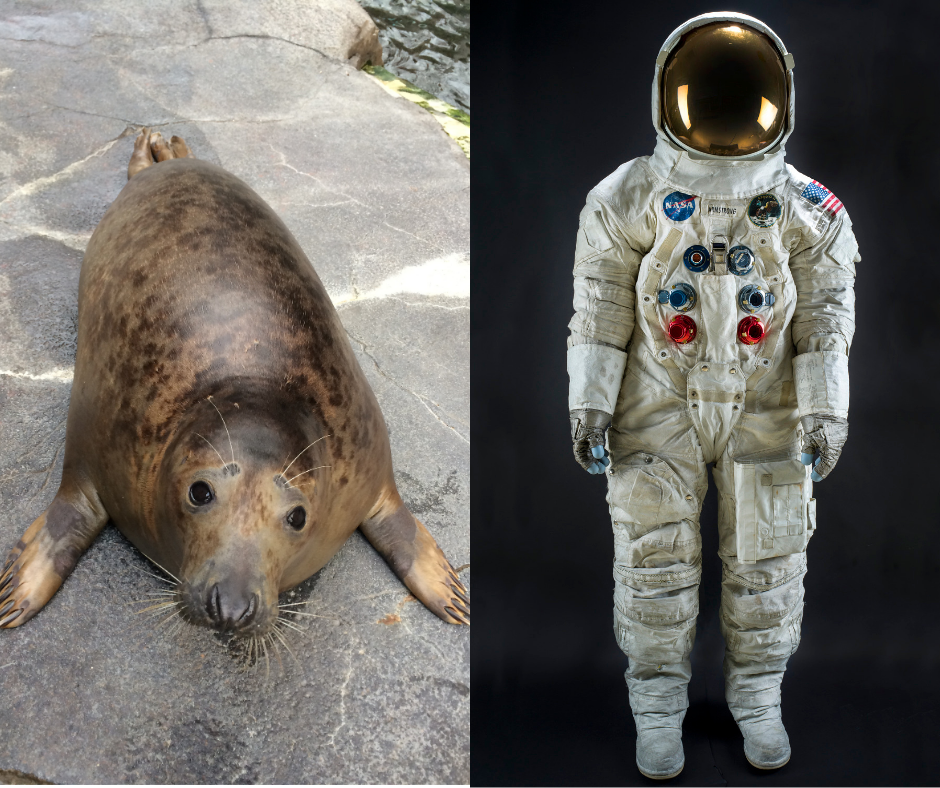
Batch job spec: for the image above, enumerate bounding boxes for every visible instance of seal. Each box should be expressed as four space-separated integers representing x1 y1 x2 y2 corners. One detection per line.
0 130 469 633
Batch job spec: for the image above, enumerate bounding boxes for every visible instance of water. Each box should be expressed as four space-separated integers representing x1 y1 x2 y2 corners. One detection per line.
362 0 470 112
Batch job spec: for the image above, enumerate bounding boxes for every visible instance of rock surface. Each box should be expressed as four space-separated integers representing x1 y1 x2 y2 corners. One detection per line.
0 1 469 784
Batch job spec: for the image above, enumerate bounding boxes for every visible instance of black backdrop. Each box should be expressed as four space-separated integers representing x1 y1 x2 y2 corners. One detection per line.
472 1 940 785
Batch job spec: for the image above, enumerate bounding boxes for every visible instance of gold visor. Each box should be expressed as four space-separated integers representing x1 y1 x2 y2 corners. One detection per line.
661 22 788 157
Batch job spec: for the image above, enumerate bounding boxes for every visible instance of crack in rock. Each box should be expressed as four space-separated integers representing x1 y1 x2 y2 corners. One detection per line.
202 34 331 61
383 220 440 250
0 134 126 208
27 440 65 506
194 0 214 37
346 332 469 444
326 652 354 749
43 103 138 124
265 142 365 209
0 219 92 250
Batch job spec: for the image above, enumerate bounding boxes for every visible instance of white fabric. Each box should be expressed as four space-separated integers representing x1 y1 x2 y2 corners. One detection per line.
647 138 789 200
793 350 850 419
569 23 856 717
568 12 858 722
567 343 627 414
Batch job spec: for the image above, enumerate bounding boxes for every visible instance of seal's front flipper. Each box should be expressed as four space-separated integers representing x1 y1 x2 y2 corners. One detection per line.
0 487 108 628
361 489 469 625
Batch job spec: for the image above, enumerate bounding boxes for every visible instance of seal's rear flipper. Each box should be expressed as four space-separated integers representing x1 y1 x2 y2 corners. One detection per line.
127 128 195 179
0 487 108 628
361 489 469 625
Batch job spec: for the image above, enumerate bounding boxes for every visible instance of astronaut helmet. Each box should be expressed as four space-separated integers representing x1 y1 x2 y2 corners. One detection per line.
652 13 795 160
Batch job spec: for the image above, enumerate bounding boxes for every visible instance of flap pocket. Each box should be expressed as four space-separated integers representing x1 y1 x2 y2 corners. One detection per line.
733 455 811 563
825 219 859 274
730 581 803 626
608 453 697 532
615 591 698 625
583 209 614 252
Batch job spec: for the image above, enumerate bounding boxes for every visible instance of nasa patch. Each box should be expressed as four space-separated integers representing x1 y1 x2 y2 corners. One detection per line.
663 192 696 222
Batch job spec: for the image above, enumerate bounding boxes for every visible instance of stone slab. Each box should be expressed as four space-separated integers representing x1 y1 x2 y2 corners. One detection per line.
0 1 469 784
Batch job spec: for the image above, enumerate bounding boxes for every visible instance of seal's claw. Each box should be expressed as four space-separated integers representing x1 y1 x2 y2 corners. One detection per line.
0 562 30 629
0 583 13 605
443 605 468 625
0 609 23 628
452 583 470 606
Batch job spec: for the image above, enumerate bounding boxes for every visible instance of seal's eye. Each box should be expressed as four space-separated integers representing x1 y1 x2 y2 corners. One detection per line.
286 506 306 530
189 481 214 506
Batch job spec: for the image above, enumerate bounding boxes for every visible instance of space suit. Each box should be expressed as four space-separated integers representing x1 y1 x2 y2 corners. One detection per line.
567 13 858 778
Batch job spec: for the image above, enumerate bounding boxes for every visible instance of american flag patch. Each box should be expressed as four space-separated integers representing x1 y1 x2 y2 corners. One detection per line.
800 180 843 216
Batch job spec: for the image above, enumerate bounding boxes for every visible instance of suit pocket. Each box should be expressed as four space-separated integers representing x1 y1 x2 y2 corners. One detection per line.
607 453 697 532
733 455 811 562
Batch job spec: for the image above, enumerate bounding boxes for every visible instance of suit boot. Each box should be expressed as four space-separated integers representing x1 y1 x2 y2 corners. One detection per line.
630 689 688 780
729 688 791 770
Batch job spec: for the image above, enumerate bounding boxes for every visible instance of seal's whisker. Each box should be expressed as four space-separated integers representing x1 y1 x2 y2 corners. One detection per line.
276 615 307 634
261 634 271 682
135 601 179 615
138 568 174 586
195 432 228 468
286 465 332 486
142 557 181 585
277 612 308 628
281 608 337 620
207 396 236 465
166 616 187 641
268 632 285 673
125 595 172 607
281 434 332 478
272 624 304 674
158 607 182 624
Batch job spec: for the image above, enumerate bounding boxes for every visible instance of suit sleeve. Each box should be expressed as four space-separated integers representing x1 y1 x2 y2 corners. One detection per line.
788 208 859 419
567 190 650 415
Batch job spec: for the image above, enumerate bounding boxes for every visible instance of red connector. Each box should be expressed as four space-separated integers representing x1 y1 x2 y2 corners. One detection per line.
668 315 697 344
738 316 765 345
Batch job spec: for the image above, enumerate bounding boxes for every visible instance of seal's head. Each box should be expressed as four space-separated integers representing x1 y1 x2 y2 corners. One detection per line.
149 393 336 636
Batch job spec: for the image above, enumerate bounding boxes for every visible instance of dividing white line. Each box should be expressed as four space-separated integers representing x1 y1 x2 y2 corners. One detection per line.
0 368 74 382
332 253 470 306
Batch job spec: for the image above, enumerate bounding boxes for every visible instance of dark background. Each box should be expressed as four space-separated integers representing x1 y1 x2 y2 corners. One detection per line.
472 1 940 785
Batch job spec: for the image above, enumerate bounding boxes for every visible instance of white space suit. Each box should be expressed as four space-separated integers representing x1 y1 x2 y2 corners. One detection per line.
567 12 858 778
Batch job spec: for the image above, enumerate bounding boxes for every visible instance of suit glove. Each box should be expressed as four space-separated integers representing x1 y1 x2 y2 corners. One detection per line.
800 414 849 481
570 408 611 475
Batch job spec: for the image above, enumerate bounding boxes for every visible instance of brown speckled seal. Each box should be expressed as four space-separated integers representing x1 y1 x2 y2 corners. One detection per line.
0 130 469 633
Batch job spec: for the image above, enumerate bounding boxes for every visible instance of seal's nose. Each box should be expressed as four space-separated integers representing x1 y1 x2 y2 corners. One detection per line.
206 583 258 630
